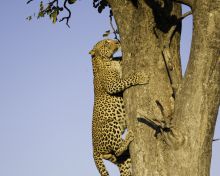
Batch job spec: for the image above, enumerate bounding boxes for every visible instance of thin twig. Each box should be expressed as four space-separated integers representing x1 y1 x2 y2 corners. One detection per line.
59 0 71 28
109 10 119 41
27 0 34 4
48 0 58 6
213 139 220 142
163 10 192 47
49 0 58 6
179 11 192 20
164 11 192 46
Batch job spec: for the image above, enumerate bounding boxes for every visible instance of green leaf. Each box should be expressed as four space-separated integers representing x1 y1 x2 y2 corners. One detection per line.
102 30 111 37
38 11 45 18
103 33 109 37
45 5 52 15
50 10 58 24
40 1 44 11
26 16 32 21
68 0 77 4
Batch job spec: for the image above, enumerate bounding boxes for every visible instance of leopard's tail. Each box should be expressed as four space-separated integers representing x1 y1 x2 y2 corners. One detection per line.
93 153 109 176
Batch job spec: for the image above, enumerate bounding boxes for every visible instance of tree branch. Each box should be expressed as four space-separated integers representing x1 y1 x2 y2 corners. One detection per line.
59 0 71 28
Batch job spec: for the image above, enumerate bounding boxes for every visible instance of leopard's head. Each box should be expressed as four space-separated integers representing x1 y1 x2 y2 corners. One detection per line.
89 39 120 59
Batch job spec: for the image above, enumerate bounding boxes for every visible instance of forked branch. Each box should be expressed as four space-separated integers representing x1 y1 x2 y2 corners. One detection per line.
59 0 71 28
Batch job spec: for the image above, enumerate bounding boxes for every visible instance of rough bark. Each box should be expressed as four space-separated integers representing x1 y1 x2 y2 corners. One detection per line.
168 0 220 175
107 0 220 176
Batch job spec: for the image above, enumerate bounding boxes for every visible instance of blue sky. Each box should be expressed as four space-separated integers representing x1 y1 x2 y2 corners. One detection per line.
0 1 219 176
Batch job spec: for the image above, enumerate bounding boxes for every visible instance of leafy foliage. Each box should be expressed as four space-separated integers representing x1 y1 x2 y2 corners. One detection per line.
26 0 76 27
36 1 63 24
26 0 111 28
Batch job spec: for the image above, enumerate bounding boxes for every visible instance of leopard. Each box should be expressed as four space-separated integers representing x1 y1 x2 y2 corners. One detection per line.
89 39 149 176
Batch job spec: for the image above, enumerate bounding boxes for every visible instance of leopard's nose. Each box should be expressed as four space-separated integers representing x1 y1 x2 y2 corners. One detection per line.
115 40 121 48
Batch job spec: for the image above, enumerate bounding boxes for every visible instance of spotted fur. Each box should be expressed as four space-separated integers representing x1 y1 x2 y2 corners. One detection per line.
90 39 148 176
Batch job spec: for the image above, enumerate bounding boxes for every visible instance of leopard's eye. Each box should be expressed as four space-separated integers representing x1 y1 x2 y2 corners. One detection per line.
104 41 110 46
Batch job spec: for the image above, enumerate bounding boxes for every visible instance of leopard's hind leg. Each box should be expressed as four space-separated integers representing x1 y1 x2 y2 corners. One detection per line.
117 155 132 176
115 130 134 157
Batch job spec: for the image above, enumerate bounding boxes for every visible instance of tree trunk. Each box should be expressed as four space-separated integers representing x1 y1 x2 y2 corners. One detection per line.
107 0 220 176
168 1 220 175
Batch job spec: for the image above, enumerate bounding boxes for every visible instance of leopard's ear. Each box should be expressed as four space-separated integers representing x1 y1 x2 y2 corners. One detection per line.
89 49 95 57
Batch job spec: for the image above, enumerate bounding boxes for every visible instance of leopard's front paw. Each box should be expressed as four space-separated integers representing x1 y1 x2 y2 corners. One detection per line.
135 72 150 85
126 130 134 143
